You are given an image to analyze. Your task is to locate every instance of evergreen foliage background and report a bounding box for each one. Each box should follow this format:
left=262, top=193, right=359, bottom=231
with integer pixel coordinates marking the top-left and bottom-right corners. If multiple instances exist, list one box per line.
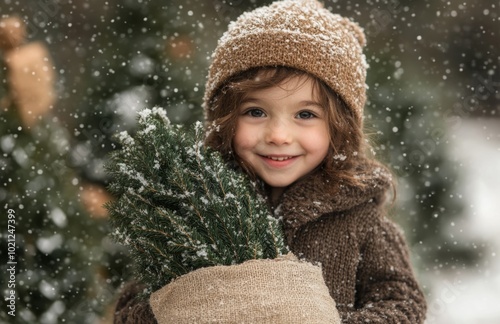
left=0, top=98, right=118, bottom=322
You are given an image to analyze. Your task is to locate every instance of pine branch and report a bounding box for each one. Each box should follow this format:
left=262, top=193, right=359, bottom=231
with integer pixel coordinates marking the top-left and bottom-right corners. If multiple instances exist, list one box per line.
left=106, top=107, right=288, bottom=294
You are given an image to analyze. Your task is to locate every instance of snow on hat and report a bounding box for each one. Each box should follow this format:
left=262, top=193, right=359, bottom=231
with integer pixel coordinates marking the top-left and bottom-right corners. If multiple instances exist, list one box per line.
left=203, top=0, right=368, bottom=122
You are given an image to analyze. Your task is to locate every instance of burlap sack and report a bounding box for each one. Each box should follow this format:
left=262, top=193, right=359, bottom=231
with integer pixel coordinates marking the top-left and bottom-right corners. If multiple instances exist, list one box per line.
left=150, top=253, right=340, bottom=324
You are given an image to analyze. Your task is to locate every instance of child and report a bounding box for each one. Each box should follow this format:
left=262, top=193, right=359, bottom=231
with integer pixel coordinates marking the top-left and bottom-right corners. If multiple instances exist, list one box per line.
left=114, top=0, right=427, bottom=322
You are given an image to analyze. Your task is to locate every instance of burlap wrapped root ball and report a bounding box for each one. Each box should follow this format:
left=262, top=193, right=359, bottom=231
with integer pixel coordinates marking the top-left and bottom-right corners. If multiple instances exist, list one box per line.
left=150, top=253, right=340, bottom=324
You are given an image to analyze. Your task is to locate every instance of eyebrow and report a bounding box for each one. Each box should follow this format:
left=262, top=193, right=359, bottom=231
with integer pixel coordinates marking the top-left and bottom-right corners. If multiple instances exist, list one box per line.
left=299, top=100, right=324, bottom=109
left=240, top=97, right=323, bottom=109
left=240, top=97, right=264, bottom=105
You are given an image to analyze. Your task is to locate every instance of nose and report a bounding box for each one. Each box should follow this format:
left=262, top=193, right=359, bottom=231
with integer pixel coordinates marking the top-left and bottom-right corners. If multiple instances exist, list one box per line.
left=265, top=119, right=291, bottom=145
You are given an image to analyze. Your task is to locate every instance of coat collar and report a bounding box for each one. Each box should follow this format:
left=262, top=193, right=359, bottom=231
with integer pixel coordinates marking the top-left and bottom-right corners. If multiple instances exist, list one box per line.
left=273, top=159, right=393, bottom=241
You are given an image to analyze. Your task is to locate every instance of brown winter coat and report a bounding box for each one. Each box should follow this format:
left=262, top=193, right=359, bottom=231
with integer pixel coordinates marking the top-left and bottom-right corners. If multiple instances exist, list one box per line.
left=113, top=160, right=427, bottom=323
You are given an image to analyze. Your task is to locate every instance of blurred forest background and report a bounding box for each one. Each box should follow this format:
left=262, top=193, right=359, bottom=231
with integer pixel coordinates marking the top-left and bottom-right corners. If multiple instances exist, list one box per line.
left=0, top=0, right=498, bottom=323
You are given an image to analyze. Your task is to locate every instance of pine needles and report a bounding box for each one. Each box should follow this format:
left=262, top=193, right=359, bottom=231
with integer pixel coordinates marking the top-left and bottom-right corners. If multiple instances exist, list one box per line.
left=105, top=107, right=288, bottom=294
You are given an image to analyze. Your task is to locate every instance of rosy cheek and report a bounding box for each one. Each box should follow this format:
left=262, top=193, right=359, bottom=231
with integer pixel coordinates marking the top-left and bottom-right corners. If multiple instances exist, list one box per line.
left=234, top=138, right=251, bottom=152
left=232, top=135, right=246, bottom=154
left=234, top=127, right=253, bottom=148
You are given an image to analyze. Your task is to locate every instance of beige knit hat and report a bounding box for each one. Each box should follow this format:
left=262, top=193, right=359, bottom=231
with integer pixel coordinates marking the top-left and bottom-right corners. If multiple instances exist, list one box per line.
left=203, top=0, right=368, bottom=122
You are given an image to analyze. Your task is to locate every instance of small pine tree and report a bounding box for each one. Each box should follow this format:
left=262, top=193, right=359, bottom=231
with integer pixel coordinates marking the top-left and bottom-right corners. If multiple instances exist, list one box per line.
left=105, top=107, right=288, bottom=295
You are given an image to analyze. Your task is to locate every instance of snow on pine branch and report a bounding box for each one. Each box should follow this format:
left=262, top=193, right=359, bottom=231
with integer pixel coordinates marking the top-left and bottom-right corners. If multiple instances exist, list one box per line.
left=106, top=107, right=288, bottom=295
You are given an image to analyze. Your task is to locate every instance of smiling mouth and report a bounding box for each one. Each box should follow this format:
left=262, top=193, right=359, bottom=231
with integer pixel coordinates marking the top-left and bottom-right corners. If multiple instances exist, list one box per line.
left=265, top=156, right=294, bottom=161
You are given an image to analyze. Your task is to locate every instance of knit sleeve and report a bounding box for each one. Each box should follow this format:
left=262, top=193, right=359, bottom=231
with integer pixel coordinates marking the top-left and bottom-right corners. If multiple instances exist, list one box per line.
left=340, top=216, right=427, bottom=323
left=113, top=281, right=157, bottom=324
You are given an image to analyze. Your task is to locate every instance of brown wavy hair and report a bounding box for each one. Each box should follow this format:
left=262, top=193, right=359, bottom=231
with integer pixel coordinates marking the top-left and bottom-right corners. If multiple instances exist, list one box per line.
left=204, top=66, right=373, bottom=189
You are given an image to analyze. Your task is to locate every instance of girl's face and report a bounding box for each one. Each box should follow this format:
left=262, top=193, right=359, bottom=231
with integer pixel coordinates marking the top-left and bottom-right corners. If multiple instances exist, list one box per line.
left=233, top=76, right=330, bottom=199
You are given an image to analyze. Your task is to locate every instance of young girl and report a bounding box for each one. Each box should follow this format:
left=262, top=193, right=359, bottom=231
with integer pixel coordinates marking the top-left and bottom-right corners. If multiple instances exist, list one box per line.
left=114, top=0, right=427, bottom=322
